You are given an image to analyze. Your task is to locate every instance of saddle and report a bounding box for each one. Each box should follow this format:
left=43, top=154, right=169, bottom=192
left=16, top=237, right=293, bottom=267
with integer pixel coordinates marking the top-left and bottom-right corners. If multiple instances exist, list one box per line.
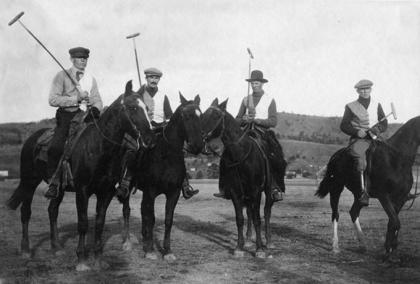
left=35, top=111, right=90, bottom=189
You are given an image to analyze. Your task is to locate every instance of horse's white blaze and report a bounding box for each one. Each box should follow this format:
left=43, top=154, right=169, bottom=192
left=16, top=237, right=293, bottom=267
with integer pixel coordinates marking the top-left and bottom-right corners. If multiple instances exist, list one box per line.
left=332, top=219, right=339, bottom=252
left=195, top=109, right=201, bottom=117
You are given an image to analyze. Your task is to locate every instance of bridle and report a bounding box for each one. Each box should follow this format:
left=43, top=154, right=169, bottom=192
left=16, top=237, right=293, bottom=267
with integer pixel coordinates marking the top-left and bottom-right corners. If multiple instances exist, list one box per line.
left=202, top=106, right=226, bottom=143
left=90, top=99, right=146, bottom=150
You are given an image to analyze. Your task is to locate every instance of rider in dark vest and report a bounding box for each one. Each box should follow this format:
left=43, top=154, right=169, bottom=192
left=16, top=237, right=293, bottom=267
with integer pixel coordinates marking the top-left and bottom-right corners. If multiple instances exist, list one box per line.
left=214, top=70, right=285, bottom=202
left=45, top=47, right=103, bottom=199
left=115, top=67, right=199, bottom=200
left=340, top=79, right=387, bottom=207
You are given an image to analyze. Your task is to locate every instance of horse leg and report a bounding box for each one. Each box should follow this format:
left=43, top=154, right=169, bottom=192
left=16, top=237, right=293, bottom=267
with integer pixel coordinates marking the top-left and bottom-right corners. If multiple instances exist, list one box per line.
left=378, top=196, right=401, bottom=262
left=232, top=197, right=245, bottom=257
left=162, top=192, right=180, bottom=261
left=48, top=190, right=65, bottom=254
left=141, top=193, right=158, bottom=260
left=330, top=187, right=342, bottom=253
left=75, top=190, right=91, bottom=271
left=349, top=196, right=366, bottom=252
left=93, top=190, right=114, bottom=270
left=122, top=196, right=133, bottom=251
left=244, top=206, right=253, bottom=248
left=264, top=195, right=274, bottom=249
left=252, top=195, right=266, bottom=258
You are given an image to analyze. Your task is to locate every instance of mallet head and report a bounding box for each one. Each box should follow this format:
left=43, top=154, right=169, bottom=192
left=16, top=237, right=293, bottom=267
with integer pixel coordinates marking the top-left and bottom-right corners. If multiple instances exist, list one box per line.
left=390, top=102, right=397, bottom=120
left=247, top=47, right=254, bottom=59
left=126, top=32, right=140, bottom=39
left=8, top=11, right=24, bottom=26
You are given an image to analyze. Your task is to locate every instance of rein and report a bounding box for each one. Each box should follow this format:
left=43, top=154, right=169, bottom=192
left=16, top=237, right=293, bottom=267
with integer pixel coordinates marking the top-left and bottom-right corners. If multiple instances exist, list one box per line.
left=91, top=104, right=141, bottom=149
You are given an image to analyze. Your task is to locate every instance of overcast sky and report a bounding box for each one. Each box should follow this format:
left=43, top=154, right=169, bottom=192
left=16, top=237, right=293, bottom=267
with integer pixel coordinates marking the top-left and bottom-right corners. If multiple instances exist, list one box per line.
left=1, top=0, right=420, bottom=123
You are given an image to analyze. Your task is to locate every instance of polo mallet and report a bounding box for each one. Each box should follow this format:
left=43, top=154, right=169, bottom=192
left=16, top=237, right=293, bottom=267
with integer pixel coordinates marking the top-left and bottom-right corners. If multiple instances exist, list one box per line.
left=247, top=47, right=254, bottom=96
left=8, top=12, right=78, bottom=87
left=126, top=32, right=142, bottom=87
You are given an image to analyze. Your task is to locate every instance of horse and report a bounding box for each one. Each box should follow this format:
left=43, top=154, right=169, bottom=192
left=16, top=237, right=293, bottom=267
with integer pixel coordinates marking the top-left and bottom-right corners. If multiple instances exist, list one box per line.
left=120, top=93, right=204, bottom=260
left=201, top=98, right=286, bottom=258
left=6, top=81, right=156, bottom=271
left=316, top=115, right=420, bottom=261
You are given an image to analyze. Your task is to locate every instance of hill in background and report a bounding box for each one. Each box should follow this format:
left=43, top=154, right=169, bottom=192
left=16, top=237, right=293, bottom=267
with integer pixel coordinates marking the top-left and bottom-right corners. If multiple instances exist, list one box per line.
left=0, top=113, right=404, bottom=178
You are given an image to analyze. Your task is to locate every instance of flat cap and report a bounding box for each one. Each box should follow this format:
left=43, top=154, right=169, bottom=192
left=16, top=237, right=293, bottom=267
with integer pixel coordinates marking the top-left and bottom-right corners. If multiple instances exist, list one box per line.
left=354, top=79, right=373, bottom=89
left=144, top=67, right=163, bottom=77
left=69, top=47, right=90, bottom=58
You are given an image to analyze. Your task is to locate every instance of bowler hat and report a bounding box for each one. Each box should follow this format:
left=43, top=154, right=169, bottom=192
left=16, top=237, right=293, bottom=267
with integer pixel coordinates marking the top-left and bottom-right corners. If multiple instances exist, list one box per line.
left=144, top=67, right=163, bottom=77
left=354, top=79, right=373, bottom=89
left=246, top=70, right=268, bottom=83
left=69, top=47, right=90, bottom=58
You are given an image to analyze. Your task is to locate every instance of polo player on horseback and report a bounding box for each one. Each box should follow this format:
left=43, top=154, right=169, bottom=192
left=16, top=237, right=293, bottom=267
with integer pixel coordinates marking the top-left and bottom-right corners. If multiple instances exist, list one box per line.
left=115, top=67, right=199, bottom=200
left=214, top=69, right=285, bottom=202
left=45, top=47, right=103, bottom=199
left=339, top=79, right=387, bottom=207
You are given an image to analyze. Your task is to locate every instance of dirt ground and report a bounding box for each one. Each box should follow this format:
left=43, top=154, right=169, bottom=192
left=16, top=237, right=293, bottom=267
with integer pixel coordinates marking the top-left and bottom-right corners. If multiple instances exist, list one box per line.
left=0, top=178, right=419, bottom=284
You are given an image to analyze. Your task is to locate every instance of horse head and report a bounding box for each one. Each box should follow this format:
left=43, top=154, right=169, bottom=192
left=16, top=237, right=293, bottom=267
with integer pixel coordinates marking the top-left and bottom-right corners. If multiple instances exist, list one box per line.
left=201, top=98, right=229, bottom=142
left=120, top=80, right=156, bottom=148
left=171, top=92, right=204, bottom=155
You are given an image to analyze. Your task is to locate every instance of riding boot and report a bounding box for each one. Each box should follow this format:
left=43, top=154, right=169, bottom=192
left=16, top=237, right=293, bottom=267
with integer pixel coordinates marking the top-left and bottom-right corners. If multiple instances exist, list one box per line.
left=116, top=168, right=132, bottom=199
left=214, top=157, right=229, bottom=199
left=181, top=177, right=199, bottom=199
left=358, top=171, right=369, bottom=207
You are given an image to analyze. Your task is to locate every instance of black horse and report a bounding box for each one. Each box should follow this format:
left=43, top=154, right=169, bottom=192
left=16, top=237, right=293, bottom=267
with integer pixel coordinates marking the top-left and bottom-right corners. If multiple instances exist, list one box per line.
left=120, top=94, right=204, bottom=260
left=6, top=81, right=155, bottom=271
left=316, top=116, right=420, bottom=260
left=201, top=98, right=286, bottom=258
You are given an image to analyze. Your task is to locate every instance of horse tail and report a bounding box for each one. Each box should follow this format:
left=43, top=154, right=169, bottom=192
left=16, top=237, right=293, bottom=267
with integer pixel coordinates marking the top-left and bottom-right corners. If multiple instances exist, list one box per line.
left=6, top=128, right=48, bottom=210
left=315, top=148, right=345, bottom=199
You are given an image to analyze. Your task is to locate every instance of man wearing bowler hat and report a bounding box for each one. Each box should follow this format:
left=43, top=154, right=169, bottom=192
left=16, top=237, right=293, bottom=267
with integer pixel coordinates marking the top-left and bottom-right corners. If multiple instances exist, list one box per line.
left=115, top=67, right=199, bottom=200
left=214, top=70, right=286, bottom=202
left=45, top=46, right=103, bottom=199
left=340, top=79, right=387, bottom=207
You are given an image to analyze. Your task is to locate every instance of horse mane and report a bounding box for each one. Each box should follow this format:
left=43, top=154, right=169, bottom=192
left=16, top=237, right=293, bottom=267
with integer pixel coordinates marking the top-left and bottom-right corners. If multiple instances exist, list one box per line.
left=386, top=116, right=420, bottom=158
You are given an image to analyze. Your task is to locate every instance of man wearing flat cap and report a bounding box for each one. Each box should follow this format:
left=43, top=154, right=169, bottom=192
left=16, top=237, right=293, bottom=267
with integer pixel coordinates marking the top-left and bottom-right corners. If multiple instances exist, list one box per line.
left=214, top=70, right=286, bottom=202
left=45, top=46, right=103, bottom=199
left=340, top=79, right=387, bottom=206
left=115, top=67, right=199, bottom=200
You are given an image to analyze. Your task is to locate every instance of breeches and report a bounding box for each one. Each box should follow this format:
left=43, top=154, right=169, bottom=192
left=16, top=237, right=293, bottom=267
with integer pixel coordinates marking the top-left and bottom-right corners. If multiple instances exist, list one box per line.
left=349, top=139, right=371, bottom=172
left=47, top=109, right=80, bottom=176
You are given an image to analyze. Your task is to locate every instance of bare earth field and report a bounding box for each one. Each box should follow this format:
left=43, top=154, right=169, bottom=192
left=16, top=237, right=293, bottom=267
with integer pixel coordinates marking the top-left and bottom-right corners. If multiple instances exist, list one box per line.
left=0, top=178, right=419, bottom=283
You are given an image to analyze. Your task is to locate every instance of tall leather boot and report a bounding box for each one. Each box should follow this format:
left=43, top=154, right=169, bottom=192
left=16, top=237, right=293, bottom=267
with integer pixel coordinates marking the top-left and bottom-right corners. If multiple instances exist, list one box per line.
left=358, top=171, right=369, bottom=207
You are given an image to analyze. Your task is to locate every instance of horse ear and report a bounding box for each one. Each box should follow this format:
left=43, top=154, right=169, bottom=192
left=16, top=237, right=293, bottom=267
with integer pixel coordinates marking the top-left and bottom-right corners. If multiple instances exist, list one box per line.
left=164, top=95, right=173, bottom=119
left=219, top=98, right=228, bottom=111
left=124, top=80, right=133, bottom=99
left=211, top=98, right=219, bottom=106
left=193, top=94, right=200, bottom=105
left=179, top=91, right=187, bottom=104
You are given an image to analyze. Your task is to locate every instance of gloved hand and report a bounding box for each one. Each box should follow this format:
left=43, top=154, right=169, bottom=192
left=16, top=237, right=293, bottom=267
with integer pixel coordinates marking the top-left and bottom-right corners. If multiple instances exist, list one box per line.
left=357, top=129, right=367, bottom=138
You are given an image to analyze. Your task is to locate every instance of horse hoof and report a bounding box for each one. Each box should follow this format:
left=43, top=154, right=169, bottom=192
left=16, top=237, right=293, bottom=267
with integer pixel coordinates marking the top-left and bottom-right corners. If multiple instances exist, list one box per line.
left=76, top=263, right=91, bottom=272
left=122, top=241, right=133, bottom=251
left=164, top=253, right=177, bottom=261
left=332, top=246, right=340, bottom=254
left=255, top=251, right=266, bottom=258
left=145, top=252, right=159, bottom=260
left=233, top=249, right=245, bottom=258
left=267, top=254, right=273, bottom=259
left=244, top=241, right=253, bottom=248
left=21, top=251, right=32, bottom=259
left=94, top=259, right=110, bottom=270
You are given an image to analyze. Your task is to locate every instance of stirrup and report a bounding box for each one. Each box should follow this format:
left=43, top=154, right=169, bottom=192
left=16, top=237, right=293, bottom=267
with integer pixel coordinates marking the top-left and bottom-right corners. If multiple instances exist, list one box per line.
left=182, top=183, right=199, bottom=199
left=271, top=188, right=283, bottom=202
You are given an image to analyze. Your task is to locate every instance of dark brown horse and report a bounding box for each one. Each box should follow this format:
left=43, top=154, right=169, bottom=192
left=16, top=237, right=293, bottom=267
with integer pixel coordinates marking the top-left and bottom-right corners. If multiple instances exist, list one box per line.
left=6, top=81, right=155, bottom=271
left=201, top=98, right=286, bottom=258
left=316, top=116, right=420, bottom=261
left=120, top=94, right=204, bottom=260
